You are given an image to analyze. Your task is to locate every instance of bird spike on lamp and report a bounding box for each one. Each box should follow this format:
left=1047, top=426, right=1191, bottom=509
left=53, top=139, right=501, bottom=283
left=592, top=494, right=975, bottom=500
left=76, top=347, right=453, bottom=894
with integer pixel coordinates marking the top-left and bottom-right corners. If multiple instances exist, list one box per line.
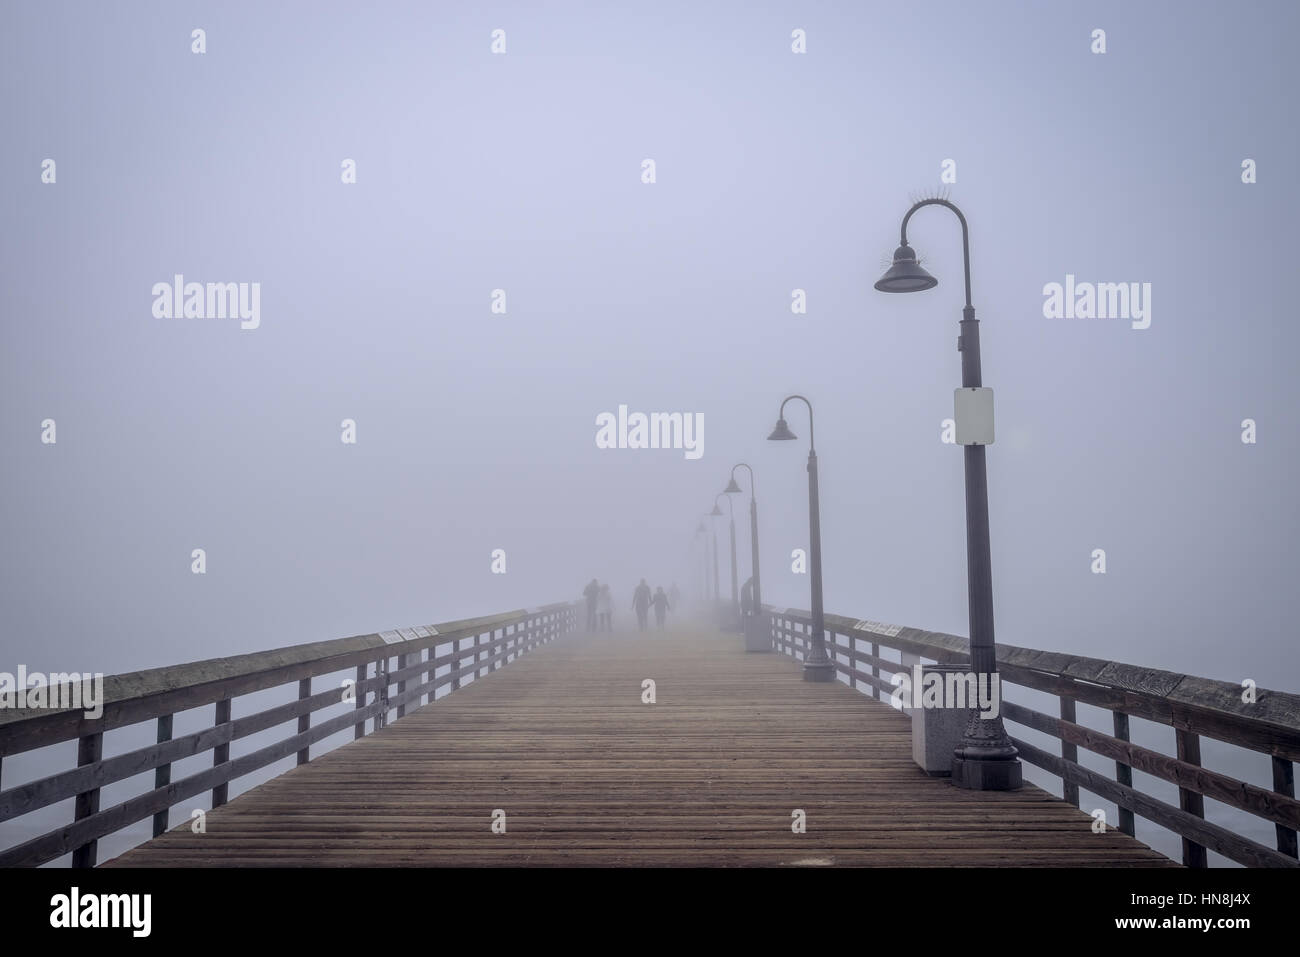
left=874, top=242, right=938, bottom=293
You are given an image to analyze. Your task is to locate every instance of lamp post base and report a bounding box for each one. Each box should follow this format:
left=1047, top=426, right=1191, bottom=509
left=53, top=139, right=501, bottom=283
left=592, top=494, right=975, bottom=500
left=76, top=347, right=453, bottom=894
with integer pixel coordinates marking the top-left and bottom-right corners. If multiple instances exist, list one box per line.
left=949, top=708, right=1023, bottom=790
left=802, top=659, right=836, bottom=682
left=951, top=753, right=1023, bottom=790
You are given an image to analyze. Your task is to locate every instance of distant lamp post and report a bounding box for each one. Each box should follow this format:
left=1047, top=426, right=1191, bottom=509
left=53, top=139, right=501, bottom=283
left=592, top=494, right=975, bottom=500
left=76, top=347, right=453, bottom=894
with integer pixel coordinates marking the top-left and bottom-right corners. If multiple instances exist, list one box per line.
left=768, top=395, right=835, bottom=682
left=708, top=504, right=722, bottom=605
left=875, top=197, right=1022, bottom=790
left=724, top=464, right=761, bottom=616
left=715, top=493, right=740, bottom=626
left=694, top=521, right=709, bottom=605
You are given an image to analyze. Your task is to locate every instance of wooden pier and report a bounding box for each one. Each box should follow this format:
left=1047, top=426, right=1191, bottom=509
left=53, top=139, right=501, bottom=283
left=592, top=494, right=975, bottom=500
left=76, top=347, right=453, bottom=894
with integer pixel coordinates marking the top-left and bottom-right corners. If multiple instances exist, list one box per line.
left=102, top=628, right=1172, bottom=867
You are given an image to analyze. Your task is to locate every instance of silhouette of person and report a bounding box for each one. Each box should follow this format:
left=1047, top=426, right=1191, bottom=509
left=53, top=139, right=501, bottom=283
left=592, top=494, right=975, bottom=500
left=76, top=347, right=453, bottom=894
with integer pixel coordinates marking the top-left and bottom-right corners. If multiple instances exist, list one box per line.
left=597, top=583, right=613, bottom=632
left=631, top=579, right=652, bottom=632
left=583, top=578, right=600, bottom=631
left=651, top=586, right=671, bottom=630
left=740, top=577, right=754, bottom=617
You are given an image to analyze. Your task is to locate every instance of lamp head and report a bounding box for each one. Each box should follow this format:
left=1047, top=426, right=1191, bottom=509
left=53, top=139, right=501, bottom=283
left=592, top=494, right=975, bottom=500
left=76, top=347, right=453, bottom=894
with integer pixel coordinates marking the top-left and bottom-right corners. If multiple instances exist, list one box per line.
left=874, top=242, right=938, bottom=293
left=723, top=477, right=742, bottom=494
left=767, top=417, right=797, bottom=441
left=709, top=504, right=723, bottom=517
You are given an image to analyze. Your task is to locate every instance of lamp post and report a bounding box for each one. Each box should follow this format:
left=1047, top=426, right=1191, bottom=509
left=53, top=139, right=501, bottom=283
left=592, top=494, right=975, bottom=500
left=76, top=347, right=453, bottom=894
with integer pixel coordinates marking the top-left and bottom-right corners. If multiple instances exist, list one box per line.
left=874, top=197, right=1022, bottom=790
left=768, top=395, right=835, bottom=682
left=715, top=492, right=740, bottom=626
left=707, top=506, right=721, bottom=605
left=724, top=464, right=761, bottom=615
left=694, top=521, right=708, bottom=606
left=696, top=520, right=717, bottom=600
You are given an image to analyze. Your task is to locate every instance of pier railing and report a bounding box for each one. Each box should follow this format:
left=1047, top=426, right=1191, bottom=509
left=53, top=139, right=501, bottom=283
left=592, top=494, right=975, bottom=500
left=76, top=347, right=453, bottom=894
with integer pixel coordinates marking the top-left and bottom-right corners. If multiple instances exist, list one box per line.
left=0, top=602, right=579, bottom=867
left=766, top=607, right=1300, bottom=869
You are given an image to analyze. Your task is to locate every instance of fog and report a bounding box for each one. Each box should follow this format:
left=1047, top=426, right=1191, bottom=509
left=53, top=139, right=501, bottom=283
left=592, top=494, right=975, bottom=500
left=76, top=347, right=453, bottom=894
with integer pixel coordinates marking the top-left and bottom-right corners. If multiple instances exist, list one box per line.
left=1, top=1, right=1296, bottom=867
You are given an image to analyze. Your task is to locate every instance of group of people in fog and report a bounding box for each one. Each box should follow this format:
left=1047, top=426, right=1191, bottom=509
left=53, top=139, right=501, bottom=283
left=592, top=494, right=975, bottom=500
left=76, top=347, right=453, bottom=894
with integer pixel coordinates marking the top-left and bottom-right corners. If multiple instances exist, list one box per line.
left=583, top=578, right=680, bottom=633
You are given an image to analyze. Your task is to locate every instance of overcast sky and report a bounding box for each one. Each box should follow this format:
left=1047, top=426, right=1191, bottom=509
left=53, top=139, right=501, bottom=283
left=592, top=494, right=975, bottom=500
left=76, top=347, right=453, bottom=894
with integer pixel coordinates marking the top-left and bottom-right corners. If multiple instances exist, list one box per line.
left=2, top=0, right=1296, bottom=710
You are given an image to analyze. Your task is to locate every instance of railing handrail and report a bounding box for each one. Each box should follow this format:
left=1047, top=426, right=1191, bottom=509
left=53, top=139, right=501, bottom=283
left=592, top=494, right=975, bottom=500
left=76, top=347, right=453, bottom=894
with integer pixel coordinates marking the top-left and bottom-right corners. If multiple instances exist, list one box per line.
left=0, top=601, right=581, bottom=867
left=0, top=602, right=577, bottom=757
left=764, top=605, right=1299, bottom=868
left=766, top=606, right=1300, bottom=756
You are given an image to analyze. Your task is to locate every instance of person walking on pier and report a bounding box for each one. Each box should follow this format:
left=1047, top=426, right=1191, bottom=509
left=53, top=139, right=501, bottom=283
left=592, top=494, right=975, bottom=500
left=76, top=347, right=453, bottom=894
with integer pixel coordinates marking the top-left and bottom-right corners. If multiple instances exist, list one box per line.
left=651, top=585, right=671, bottom=630
left=583, top=578, right=600, bottom=631
left=597, top=583, right=613, bottom=632
left=740, top=576, right=754, bottom=617
left=631, top=579, right=652, bottom=632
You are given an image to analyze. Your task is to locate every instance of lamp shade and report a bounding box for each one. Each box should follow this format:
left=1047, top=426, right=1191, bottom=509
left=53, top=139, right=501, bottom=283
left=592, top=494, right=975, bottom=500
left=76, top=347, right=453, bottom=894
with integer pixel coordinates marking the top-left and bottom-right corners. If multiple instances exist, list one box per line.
left=723, top=477, right=742, bottom=494
left=767, top=417, right=797, bottom=441
left=874, top=243, right=938, bottom=293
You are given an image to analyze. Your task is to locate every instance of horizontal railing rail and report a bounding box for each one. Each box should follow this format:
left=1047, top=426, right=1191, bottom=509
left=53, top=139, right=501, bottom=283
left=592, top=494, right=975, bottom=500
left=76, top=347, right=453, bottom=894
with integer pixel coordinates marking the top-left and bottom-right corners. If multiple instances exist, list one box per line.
left=762, top=606, right=1300, bottom=869
left=0, top=601, right=579, bottom=868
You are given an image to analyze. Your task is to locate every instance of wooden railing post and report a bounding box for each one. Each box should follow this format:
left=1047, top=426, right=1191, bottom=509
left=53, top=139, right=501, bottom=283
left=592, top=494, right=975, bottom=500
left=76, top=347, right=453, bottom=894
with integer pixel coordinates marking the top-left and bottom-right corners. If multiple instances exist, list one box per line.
left=297, top=678, right=311, bottom=765
left=900, top=651, right=920, bottom=695
left=212, top=698, right=232, bottom=808
left=1059, top=698, right=1080, bottom=808
left=869, top=642, right=879, bottom=701
left=1112, top=712, right=1136, bottom=836
left=844, top=633, right=856, bottom=690
left=354, top=664, right=367, bottom=739
left=376, top=657, right=389, bottom=730
left=396, top=654, right=408, bottom=720
left=152, top=714, right=173, bottom=836
left=1273, top=756, right=1298, bottom=859
left=71, top=731, right=103, bottom=868
left=451, top=638, right=461, bottom=691
left=1175, top=729, right=1208, bottom=867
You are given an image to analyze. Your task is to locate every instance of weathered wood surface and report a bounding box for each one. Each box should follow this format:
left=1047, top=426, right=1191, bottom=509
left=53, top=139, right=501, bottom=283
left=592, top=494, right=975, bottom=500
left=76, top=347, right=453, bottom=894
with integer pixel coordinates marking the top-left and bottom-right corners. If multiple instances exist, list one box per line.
left=104, top=627, right=1175, bottom=867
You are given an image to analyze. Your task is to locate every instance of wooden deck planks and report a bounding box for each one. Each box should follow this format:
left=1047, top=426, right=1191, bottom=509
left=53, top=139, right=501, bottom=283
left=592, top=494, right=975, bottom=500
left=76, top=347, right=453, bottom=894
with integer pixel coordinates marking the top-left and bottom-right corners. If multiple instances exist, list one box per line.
left=104, top=627, right=1176, bottom=867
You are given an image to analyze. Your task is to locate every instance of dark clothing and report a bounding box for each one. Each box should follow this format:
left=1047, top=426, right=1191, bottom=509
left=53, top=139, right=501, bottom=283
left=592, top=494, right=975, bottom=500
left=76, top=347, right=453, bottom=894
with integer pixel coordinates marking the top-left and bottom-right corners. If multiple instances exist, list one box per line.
left=632, top=584, right=652, bottom=632
left=632, top=584, right=651, bottom=610
left=651, top=592, right=670, bottom=629
left=740, top=578, right=754, bottom=616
